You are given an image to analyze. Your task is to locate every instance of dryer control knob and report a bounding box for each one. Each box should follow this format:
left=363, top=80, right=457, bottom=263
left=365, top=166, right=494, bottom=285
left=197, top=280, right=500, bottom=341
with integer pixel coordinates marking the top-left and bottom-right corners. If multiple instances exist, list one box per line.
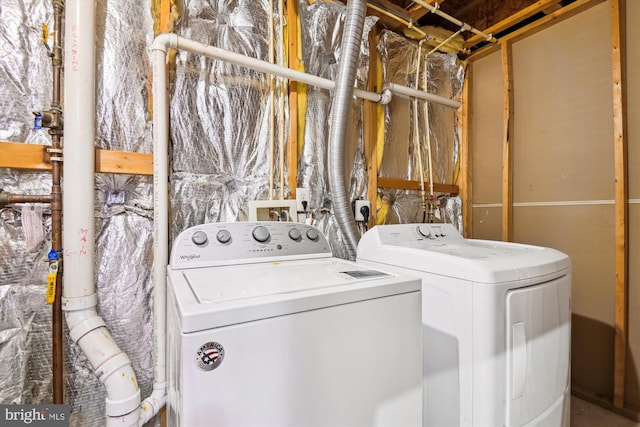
left=416, top=225, right=434, bottom=239
left=191, top=230, right=208, bottom=245
left=252, top=226, right=271, bottom=242
left=306, top=228, right=319, bottom=242
left=216, top=229, right=231, bottom=244
left=288, top=228, right=302, bottom=241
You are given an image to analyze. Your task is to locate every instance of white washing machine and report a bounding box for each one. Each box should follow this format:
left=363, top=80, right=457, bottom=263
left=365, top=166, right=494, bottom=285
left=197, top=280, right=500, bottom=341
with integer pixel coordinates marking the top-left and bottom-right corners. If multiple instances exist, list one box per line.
left=167, top=221, right=423, bottom=427
left=357, top=223, right=571, bottom=427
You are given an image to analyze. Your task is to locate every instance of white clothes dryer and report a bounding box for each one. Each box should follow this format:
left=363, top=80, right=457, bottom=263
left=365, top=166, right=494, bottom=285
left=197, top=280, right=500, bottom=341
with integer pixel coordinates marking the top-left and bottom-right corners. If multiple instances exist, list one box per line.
left=357, top=223, right=571, bottom=427
left=167, top=221, right=423, bottom=427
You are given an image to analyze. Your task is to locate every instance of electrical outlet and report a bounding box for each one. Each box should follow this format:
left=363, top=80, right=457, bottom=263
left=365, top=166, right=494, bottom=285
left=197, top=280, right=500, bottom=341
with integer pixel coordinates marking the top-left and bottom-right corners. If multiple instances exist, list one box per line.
left=296, top=187, right=310, bottom=212
left=354, top=200, right=371, bottom=222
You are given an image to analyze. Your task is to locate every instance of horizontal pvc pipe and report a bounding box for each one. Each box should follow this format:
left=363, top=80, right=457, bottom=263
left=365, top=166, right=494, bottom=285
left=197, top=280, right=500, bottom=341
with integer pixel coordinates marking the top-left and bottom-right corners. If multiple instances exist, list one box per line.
left=153, top=34, right=459, bottom=109
left=383, top=82, right=462, bottom=108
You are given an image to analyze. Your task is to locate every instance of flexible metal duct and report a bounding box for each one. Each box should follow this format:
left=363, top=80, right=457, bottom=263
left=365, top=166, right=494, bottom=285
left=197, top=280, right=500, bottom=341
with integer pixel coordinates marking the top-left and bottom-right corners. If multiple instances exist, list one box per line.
left=327, top=0, right=366, bottom=260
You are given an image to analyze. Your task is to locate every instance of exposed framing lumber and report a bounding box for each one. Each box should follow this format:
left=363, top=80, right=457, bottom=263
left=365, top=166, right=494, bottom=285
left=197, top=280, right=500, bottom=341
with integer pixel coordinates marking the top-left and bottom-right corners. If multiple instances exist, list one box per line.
left=377, top=177, right=458, bottom=195
left=364, top=30, right=381, bottom=227
left=459, top=63, right=473, bottom=237
left=0, top=141, right=53, bottom=171
left=286, top=0, right=300, bottom=199
left=464, top=0, right=564, bottom=50
left=501, top=41, right=514, bottom=242
left=611, top=0, right=628, bottom=410
left=406, top=0, right=445, bottom=21
left=0, top=142, right=153, bottom=175
left=467, top=0, right=606, bottom=62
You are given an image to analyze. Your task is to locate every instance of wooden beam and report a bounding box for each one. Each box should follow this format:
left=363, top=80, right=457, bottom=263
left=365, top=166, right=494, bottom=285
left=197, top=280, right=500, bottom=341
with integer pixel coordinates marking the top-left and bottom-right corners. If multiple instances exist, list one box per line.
left=611, top=0, right=628, bottom=410
left=364, top=30, right=381, bottom=228
left=501, top=41, right=514, bottom=242
left=464, top=0, right=563, bottom=50
left=95, top=149, right=153, bottom=175
left=467, top=0, right=606, bottom=62
left=0, top=141, right=52, bottom=170
left=406, top=0, right=444, bottom=21
left=459, top=63, right=473, bottom=238
left=377, top=177, right=459, bottom=195
left=0, top=142, right=153, bottom=175
left=286, top=0, right=300, bottom=199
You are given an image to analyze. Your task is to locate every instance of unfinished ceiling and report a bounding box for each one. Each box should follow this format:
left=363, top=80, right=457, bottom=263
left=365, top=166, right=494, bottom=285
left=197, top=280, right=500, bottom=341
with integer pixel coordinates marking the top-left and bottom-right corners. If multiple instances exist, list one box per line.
left=364, top=0, right=577, bottom=52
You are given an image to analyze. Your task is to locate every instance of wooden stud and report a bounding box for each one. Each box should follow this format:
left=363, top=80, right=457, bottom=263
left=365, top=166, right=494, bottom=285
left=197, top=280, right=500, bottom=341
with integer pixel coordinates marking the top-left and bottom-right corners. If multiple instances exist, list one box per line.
left=501, top=41, right=514, bottom=242
left=611, top=0, right=628, bottom=409
left=286, top=0, right=299, bottom=199
left=364, top=30, right=380, bottom=227
left=377, top=177, right=458, bottom=195
left=459, top=63, right=473, bottom=237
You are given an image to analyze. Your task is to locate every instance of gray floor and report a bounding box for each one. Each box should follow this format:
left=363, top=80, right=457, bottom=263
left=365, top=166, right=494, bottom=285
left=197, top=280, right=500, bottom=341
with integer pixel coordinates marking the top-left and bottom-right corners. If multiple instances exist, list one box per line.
left=571, top=396, right=640, bottom=427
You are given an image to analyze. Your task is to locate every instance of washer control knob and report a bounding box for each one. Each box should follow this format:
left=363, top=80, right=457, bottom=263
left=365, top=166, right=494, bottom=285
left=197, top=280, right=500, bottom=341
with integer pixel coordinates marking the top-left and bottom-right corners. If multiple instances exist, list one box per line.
left=252, top=226, right=271, bottom=243
left=216, top=229, right=231, bottom=244
left=191, top=230, right=208, bottom=246
left=306, top=228, right=319, bottom=242
left=288, top=228, right=302, bottom=241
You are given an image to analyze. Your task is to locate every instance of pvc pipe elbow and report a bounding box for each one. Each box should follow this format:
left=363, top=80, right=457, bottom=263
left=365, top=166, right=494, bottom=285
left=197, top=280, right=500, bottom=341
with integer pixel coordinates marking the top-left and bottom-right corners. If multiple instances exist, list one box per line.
left=151, top=33, right=178, bottom=53
left=379, top=88, right=393, bottom=105
left=138, top=383, right=167, bottom=425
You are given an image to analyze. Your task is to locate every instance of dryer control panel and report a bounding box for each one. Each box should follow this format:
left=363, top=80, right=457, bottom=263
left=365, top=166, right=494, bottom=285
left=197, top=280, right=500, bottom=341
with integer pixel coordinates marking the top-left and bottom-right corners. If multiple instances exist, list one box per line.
left=170, top=222, right=333, bottom=269
left=365, top=223, right=464, bottom=245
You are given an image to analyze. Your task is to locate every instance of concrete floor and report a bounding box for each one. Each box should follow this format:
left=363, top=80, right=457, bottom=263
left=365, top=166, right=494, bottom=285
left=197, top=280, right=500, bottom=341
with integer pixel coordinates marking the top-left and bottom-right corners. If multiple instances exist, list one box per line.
left=571, top=396, right=640, bottom=427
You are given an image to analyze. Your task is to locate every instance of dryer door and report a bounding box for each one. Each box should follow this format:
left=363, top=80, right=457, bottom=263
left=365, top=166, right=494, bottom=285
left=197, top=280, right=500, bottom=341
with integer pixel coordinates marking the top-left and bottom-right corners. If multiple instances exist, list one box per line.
left=505, top=275, right=571, bottom=427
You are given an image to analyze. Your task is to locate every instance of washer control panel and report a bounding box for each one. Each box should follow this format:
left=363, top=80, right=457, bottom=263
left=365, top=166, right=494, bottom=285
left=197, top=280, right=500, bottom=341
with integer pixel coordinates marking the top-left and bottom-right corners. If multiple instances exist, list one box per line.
left=171, top=222, right=333, bottom=269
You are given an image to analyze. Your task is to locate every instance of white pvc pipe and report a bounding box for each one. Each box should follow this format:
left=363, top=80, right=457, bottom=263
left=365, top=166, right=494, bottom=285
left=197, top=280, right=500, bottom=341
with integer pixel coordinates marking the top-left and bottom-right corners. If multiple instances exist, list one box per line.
left=154, top=35, right=457, bottom=109
left=383, top=81, right=461, bottom=108
left=62, top=1, right=140, bottom=426
left=411, top=0, right=497, bottom=43
left=138, top=43, right=173, bottom=426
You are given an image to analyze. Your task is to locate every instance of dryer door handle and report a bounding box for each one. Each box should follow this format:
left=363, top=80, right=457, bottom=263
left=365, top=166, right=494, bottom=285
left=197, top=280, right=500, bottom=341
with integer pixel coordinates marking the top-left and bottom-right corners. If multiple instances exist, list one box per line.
left=511, top=322, right=527, bottom=399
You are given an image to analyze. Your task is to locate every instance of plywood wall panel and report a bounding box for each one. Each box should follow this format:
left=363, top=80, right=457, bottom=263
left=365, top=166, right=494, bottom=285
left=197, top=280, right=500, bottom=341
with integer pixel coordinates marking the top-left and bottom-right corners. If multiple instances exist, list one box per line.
left=514, top=204, right=615, bottom=398
left=626, top=204, right=640, bottom=408
left=510, top=3, right=613, bottom=203
left=514, top=205, right=615, bottom=322
left=471, top=52, right=503, bottom=204
left=627, top=0, right=640, bottom=201
left=471, top=206, right=502, bottom=240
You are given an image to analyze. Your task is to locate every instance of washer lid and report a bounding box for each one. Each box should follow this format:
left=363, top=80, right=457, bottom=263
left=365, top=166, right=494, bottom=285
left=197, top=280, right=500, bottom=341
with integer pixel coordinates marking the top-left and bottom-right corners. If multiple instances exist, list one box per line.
left=357, top=224, right=570, bottom=284
left=168, top=258, right=420, bottom=332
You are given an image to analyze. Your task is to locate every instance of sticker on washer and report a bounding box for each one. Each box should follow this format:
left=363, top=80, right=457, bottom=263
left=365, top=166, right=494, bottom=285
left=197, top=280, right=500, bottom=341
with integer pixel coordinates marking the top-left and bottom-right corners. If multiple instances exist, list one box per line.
left=195, top=342, right=225, bottom=371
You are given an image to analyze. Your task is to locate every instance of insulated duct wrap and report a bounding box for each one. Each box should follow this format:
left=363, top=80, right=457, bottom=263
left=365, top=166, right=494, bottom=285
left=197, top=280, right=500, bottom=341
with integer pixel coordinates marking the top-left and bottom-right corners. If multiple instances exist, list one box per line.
left=0, top=172, right=52, bottom=404
left=297, top=0, right=376, bottom=259
left=377, top=30, right=464, bottom=231
left=0, top=0, right=54, bottom=406
left=170, top=0, right=287, bottom=238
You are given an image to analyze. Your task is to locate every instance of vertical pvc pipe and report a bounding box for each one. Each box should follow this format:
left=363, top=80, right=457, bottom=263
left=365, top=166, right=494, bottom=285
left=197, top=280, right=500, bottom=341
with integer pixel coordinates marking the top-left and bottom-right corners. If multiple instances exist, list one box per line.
left=138, top=35, right=176, bottom=424
left=63, top=1, right=141, bottom=425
